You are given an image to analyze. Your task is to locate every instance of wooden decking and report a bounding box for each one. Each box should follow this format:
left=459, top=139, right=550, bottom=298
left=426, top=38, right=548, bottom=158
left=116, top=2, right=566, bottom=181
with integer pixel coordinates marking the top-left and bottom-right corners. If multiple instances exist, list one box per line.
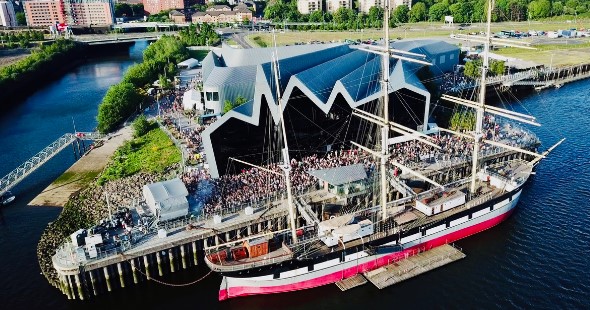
left=335, top=274, right=368, bottom=291
left=364, top=244, right=466, bottom=289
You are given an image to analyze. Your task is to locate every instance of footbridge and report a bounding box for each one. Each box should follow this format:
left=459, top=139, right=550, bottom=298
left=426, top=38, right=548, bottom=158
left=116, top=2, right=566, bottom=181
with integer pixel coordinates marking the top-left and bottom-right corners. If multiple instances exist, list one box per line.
left=0, top=132, right=106, bottom=197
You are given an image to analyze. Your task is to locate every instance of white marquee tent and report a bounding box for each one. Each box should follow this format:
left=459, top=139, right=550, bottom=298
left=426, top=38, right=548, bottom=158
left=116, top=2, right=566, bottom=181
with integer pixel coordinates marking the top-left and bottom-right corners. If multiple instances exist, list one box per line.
left=177, top=58, right=200, bottom=69
left=183, top=88, right=202, bottom=111
left=142, top=178, right=189, bottom=222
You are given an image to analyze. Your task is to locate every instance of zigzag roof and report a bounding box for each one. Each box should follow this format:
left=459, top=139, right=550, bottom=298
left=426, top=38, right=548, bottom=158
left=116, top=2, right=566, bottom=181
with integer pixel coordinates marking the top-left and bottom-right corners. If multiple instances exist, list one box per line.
left=202, top=42, right=445, bottom=177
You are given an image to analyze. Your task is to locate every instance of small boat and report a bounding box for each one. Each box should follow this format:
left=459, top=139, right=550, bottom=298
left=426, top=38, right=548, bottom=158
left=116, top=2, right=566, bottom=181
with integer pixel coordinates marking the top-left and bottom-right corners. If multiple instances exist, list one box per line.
left=1, top=191, right=15, bottom=206
left=555, top=83, right=562, bottom=88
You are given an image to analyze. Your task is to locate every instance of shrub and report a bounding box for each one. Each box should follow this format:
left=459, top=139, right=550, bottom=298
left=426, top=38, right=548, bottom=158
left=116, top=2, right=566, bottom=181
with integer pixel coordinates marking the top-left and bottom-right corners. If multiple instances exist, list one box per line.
left=132, top=114, right=152, bottom=137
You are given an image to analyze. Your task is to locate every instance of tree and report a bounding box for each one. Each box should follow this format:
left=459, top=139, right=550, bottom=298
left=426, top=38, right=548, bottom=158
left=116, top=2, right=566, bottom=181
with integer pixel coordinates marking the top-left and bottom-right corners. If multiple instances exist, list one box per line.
left=450, top=2, right=472, bottom=23
left=393, top=5, right=409, bottom=23
left=333, top=7, right=356, bottom=24
left=368, top=6, right=383, bottom=23
left=528, top=0, right=551, bottom=19
left=223, top=95, right=247, bottom=114
left=263, top=0, right=291, bottom=21
left=464, top=59, right=481, bottom=79
left=131, top=4, right=144, bottom=16
left=472, top=0, right=486, bottom=22
left=489, top=60, right=505, bottom=76
left=429, top=2, right=450, bottom=22
left=309, top=10, right=324, bottom=22
left=235, top=95, right=247, bottom=106
left=223, top=100, right=234, bottom=114
left=552, top=1, right=564, bottom=15
left=132, top=114, right=152, bottom=137
left=115, top=3, right=133, bottom=17
left=16, top=12, right=26, bottom=26
left=409, top=2, right=427, bottom=22
left=158, top=74, right=172, bottom=89
left=97, top=82, right=143, bottom=133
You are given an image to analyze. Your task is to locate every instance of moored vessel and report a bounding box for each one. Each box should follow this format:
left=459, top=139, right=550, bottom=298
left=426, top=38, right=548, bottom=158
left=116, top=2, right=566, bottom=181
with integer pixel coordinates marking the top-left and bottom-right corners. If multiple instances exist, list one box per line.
left=203, top=0, right=563, bottom=301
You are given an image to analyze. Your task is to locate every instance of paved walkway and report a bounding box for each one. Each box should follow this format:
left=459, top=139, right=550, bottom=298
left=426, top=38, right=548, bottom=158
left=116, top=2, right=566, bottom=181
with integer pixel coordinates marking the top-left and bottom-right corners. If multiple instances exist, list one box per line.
left=29, top=126, right=133, bottom=207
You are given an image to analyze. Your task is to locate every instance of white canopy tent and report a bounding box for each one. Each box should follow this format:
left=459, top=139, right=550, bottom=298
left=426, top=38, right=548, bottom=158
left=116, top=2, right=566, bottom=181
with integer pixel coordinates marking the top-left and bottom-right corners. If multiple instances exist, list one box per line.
left=177, top=58, right=200, bottom=69
left=183, top=88, right=203, bottom=110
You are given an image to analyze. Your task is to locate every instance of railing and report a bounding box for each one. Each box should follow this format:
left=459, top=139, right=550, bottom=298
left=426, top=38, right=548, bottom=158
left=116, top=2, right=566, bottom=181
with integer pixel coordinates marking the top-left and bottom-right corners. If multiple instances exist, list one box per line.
left=205, top=252, right=294, bottom=272
left=464, top=192, right=493, bottom=209
left=0, top=133, right=77, bottom=196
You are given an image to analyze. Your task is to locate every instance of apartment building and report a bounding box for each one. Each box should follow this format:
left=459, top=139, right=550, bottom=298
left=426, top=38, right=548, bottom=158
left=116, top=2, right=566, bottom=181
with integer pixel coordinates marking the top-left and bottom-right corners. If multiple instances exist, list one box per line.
left=296, top=0, right=321, bottom=15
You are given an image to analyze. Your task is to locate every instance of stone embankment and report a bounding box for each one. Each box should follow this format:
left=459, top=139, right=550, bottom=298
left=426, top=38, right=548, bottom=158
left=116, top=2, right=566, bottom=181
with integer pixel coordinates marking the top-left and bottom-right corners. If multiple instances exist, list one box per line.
left=37, top=163, right=180, bottom=286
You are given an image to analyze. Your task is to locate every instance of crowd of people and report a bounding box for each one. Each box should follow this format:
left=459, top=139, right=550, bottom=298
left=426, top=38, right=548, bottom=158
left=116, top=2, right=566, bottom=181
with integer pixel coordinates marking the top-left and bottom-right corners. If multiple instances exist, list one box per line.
left=194, top=149, right=376, bottom=216
left=178, top=113, right=537, bottom=217
left=439, top=72, right=476, bottom=94
left=389, top=115, right=537, bottom=169
left=153, top=77, right=537, bottom=218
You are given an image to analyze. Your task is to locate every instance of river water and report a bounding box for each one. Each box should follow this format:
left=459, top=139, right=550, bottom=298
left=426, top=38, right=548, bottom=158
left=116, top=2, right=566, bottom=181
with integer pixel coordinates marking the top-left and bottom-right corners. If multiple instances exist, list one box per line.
left=0, top=42, right=589, bottom=309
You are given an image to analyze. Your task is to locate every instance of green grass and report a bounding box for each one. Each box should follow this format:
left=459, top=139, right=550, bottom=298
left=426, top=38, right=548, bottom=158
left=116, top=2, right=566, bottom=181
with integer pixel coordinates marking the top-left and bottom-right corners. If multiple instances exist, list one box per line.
left=251, top=36, right=268, bottom=47
left=53, top=171, right=100, bottom=186
left=225, top=38, right=240, bottom=47
left=97, top=127, right=181, bottom=185
left=496, top=41, right=590, bottom=66
left=187, top=49, right=209, bottom=61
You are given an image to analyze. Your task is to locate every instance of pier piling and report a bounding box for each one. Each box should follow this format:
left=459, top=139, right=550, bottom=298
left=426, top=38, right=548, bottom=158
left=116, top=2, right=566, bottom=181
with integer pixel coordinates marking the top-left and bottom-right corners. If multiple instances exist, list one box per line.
left=74, top=273, right=85, bottom=300
left=103, top=267, right=112, bottom=292
left=169, top=249, right=175, bottom=273
left=66, top=275, right=75, bottom=299
left=117, top=263, right=125, bottom=288
left=143, top=255, right=151, bottom=279
left=180, top=245, right=187, bottom=269
left=130, top=259, right=139, bottom=284
left=88, top=270, right=98, bottom=296
left=157, top=251, right=164, bottom=276
left=192, top=242, right=198, bottom=266
left=62, top=275, right=73, bottom=299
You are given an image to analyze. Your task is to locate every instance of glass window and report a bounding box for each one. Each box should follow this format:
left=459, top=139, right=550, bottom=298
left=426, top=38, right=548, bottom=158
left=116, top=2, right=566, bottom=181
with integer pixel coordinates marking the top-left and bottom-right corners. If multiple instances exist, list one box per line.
left=439, top=55, right=445, bottom=64
left=212, top=92, right=219, bottom=101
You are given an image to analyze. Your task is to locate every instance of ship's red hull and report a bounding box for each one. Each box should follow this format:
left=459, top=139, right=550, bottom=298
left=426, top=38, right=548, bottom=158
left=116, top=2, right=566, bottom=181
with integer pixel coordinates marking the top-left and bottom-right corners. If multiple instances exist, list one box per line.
left=220, top=207, right=515, bottom=301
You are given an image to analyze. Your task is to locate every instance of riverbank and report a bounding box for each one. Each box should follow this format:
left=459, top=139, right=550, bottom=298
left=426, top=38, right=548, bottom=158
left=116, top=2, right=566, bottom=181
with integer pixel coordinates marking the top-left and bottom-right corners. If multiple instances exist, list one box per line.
left=0, top=40, right=87, bottom=107
left=29, top=126, right=133, bottom=207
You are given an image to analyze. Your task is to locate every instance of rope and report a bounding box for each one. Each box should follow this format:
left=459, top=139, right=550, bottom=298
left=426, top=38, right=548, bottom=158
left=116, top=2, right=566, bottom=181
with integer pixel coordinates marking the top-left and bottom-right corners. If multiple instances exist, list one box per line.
left=121, top=253, right=214, bottom=287
left=136, top=265, right=213, bottom=287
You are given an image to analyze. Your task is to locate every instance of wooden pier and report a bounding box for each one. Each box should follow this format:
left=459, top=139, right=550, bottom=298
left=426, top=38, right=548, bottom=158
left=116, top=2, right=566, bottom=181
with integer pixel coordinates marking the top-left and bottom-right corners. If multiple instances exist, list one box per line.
left=335, top=274, right=368, bottom=291
left=363, top=244, right=466, bottom=289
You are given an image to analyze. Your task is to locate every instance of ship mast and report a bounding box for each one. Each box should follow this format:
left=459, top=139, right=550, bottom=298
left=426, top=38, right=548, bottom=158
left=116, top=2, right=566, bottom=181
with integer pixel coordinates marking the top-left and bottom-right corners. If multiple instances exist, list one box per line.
left=271, top=32, right=298, bottom=243
left=352, top=4, right=436, bottom=221
left=379, top=0, right=391, bottom=222
left=442, top=0, right=543, bottom=192
left=470, top=0, right=493, bottom=193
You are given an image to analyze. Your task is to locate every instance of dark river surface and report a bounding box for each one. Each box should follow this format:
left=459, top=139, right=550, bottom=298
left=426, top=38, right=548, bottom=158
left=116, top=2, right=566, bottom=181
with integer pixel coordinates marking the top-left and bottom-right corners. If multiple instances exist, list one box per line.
left=0, top=41, right=588, bottom=309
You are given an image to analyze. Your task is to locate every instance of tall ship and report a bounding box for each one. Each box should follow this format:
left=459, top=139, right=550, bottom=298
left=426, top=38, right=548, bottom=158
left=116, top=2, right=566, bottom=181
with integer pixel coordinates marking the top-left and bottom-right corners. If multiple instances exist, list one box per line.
left=203, top=0, right=563, bottom=301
